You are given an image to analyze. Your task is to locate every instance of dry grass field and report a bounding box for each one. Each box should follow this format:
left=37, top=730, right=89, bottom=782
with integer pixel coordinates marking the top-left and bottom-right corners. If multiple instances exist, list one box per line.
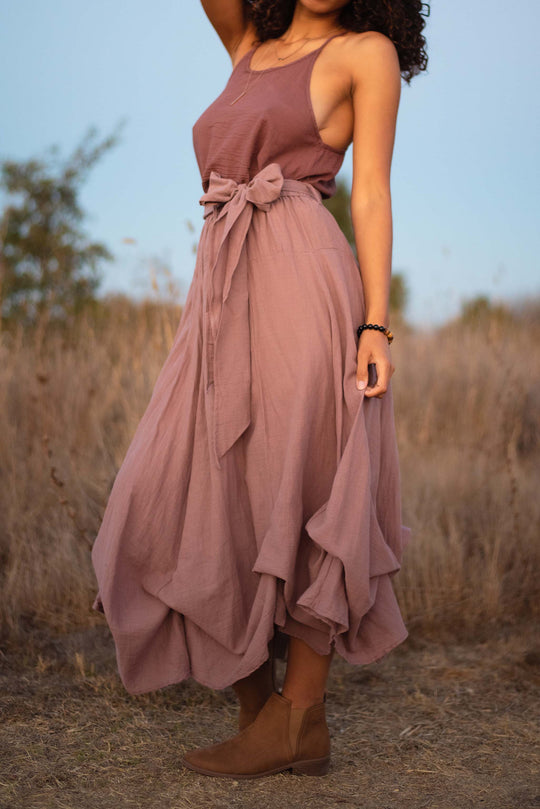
left=1, top=622, right=539, bottom=809
left=1, top=294, right=539, bottom=807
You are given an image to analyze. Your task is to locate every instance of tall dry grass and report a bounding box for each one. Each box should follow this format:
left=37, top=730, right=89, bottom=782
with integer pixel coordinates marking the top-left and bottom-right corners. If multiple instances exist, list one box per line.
left=1, top=294, right=538, bottom=644
left=391, top=304, right=540, bottom=638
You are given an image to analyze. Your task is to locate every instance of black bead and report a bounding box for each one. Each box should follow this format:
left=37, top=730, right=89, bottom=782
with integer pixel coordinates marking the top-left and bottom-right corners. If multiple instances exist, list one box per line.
left=357, top=322, right=390, bottom=341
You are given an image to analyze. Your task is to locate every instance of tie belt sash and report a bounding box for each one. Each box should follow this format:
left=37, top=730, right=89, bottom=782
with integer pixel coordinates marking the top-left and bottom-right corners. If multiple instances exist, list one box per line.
left=198, top=162, right=322, bottom=470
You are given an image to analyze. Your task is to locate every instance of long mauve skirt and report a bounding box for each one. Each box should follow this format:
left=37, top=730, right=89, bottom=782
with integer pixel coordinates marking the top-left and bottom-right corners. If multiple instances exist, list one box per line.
left=91, top=164, right=411, bottom=695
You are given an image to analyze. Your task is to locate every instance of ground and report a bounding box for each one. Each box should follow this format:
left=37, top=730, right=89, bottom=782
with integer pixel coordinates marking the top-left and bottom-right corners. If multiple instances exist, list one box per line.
left=1, top=623, right=539, bottom=809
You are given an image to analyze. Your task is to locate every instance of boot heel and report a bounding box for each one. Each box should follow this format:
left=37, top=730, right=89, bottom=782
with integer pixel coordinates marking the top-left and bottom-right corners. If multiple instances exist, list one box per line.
left=290, top=755, right=330, bottom=776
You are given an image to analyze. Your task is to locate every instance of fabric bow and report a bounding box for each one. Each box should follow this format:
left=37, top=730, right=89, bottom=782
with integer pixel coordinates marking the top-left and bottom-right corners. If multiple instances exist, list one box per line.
left=198, top=162, right=285, bottom=470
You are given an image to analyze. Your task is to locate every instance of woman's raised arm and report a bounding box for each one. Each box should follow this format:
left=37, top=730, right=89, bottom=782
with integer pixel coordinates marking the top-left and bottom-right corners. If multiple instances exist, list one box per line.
left=200, top=0, right=255, bottom=59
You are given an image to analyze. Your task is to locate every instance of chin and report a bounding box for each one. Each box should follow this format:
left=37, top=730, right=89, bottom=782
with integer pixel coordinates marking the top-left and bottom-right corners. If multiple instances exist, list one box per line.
left=298, top=0, right=350, bottom=14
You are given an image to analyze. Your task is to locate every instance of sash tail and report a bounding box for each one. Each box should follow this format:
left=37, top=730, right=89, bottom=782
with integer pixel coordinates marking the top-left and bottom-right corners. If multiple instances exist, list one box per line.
left=198, top=162, right=322, bottom=470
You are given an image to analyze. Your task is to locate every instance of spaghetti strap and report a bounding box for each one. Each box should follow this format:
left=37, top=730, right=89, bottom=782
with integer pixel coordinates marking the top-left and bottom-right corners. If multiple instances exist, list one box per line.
left=317, top=31, right=347, bottom=50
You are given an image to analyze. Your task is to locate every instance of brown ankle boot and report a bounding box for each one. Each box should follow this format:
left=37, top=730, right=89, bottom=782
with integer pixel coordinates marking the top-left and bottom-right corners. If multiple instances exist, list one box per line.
left=232, top=639, right=277, bottom=730
left=182, top=691, right=331, bottom=779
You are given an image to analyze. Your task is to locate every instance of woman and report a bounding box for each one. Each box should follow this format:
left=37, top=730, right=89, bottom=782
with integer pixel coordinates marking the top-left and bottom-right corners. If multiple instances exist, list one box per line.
left=91, top=0, right=428, bottom=780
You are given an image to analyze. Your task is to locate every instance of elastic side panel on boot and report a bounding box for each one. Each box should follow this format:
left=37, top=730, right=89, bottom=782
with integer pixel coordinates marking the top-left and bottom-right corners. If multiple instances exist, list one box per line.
left=288, top=706, right=307, bottom=758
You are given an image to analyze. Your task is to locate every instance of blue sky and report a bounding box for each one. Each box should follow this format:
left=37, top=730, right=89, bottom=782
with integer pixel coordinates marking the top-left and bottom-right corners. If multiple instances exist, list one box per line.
left=1, top=0, right=539, bottom=326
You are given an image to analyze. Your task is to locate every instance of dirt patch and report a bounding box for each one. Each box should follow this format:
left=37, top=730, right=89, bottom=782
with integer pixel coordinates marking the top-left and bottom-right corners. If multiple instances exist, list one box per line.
left=1, top=623, right=539, bottom=809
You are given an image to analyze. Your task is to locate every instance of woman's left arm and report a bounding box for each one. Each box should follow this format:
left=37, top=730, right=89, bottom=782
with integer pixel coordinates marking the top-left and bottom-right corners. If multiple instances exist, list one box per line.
left=348, top=32, right=402, bottom=398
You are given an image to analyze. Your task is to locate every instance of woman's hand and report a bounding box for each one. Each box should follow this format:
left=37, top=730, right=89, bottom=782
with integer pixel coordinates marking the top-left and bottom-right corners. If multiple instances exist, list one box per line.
left=356, top=330, right=395, bottom=398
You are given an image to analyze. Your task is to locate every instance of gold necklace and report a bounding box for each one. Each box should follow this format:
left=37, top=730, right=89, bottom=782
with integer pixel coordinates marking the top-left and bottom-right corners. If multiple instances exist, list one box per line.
left=228, top=28, right=343, bottom=106
left=273, top=38, right=309, bottom=62
left=273, top=27, right=344, bottom=61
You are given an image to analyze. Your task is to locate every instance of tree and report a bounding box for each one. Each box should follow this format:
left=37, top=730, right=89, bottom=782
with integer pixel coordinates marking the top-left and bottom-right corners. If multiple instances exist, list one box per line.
left=323, top=177, right=409, bottom=321
left=0, top=122, right=125, bottom=327
left=323, top=178, right=356, bottom=253
left=457, top=294, right=515, bottom=332
left=389, top=272, right=408, bottom=319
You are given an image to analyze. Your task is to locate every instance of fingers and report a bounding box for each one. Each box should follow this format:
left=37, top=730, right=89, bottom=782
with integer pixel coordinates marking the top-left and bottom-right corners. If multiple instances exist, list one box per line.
left=364, top=360, right=394, bottom=398
left=356, top=357, right=395, bottom=398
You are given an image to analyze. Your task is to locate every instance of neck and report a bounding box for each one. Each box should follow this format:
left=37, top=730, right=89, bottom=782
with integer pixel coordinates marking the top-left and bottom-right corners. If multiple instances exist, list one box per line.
left=282, top=4, right=344, bottom=41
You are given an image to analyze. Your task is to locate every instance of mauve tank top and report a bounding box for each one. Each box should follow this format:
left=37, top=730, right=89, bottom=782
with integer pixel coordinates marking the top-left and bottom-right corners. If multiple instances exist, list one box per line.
left=192, top=33, right=347, bottom=199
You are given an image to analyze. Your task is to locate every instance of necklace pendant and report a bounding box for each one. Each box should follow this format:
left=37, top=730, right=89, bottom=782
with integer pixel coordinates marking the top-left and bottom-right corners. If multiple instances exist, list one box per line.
left=229, top=90, right=246, bottom=105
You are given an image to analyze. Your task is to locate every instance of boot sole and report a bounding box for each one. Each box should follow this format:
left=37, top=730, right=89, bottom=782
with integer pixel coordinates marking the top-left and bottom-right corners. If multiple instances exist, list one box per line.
left=182, top=753, right=331, bottom=779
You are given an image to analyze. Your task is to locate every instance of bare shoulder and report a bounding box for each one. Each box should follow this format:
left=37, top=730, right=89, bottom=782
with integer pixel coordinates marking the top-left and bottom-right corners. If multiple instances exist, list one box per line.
left=334, top=30, right=401, bottom=87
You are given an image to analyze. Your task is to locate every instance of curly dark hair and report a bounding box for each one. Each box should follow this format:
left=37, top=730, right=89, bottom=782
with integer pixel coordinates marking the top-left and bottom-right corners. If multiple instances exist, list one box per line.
left=244, top=0, right=429, bottom=84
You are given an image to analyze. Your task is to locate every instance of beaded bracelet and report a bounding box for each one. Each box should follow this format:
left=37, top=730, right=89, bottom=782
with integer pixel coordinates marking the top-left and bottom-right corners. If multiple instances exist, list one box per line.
left=357, top=322, right=394, bottom=344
